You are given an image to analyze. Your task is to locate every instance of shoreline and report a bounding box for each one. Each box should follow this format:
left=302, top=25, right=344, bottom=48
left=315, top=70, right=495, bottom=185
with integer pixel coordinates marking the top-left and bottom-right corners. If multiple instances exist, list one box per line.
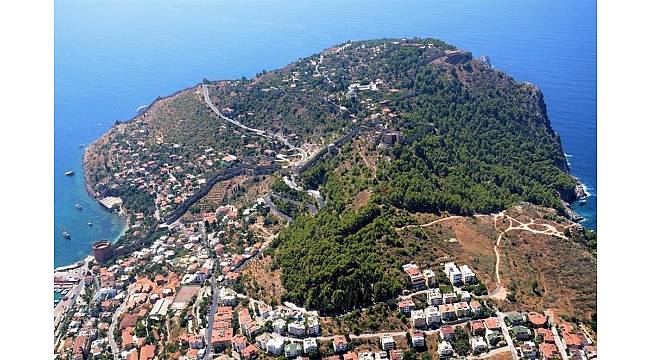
left=59, top=84, right=202, bottom=270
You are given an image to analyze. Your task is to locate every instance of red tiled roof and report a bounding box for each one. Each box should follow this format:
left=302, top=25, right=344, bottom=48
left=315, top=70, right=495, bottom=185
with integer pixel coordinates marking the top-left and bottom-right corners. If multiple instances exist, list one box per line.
left=484, top=317, right=500, bottom=329
left=139, top=345, right=155, bottom=360
left=528, top=312, right=547, bottom=326
left=343, top=352, right=358, bottom=360
left=539, top=343, right=559, bottom=358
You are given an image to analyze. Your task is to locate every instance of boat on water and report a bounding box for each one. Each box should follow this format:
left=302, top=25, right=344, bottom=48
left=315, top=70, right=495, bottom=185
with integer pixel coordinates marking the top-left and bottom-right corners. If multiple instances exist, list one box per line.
left=88, top=222, right=93, bottom=227
left=62, top=230, right=71, bottom=239
left=65, top=170, right=75, bottom=176
left=136, top=104, right=147, bottom=113
left=578, top=199, right=587, bottom=206
left=78, top=144, right=84, bottom=148
left=75, top=204, right=82, bottom=210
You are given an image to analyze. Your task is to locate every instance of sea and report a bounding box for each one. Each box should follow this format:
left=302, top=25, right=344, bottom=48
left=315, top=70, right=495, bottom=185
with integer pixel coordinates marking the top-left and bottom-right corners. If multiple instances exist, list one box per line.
left=54, top=0, right=596, bottom=268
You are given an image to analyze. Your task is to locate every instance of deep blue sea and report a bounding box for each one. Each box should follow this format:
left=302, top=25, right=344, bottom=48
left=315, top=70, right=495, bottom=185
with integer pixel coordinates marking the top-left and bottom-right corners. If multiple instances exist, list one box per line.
left=55, top=0, right=596, bottom=267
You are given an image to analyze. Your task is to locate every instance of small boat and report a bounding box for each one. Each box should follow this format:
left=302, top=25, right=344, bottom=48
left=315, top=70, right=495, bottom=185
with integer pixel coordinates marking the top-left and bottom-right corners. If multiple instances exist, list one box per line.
left=137, top=105, right=147, bottom=113
left=88, top=222, right=93, bottom=227
left=62, top=230, right=71, bottom=239
left=65, top=170, right=75, bottom=176
left=75, top=204, right=83, bottom=210
left=578, top=199, right=587, bottom=206
left=78, top=144, right=84, bottom=149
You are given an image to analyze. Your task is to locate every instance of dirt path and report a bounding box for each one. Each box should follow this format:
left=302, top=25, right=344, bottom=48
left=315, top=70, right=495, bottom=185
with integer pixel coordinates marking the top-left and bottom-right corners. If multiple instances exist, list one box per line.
left=395, top=215, right=463, bottom=232
left=489, top=212, right=568, bottom=301
left=357, top=143, right=377, bottom=179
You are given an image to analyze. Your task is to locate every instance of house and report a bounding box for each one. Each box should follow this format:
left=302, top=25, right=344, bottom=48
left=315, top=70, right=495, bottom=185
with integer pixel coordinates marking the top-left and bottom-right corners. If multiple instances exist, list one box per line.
left=306, top=317, right=320, bottom=335
left=563, top=333, right=583, bottom=348
left=539, top=343, right=560, bottom=360
left=470, top=336, right=487, bottom=354
left=285, top=342, right=303, bottom=358
left=380, top=334, right=395, bottom=351
left=454, top=301, right=471, bottom=318
left=389, top=350, right=403, bottom=360
left=460, top=265, right=476, bottom=283
left=485, top=329, right=503, bottom=347
left=411, top=309, right=426, bottom=328
left=359, top=352, right=374, bottom=360
left=242, top=344, right=259, bottom=359
left=470, top=320, right=485, bottom=335
left=511, top=326, right=532, bottom=340
left=440, top=326, right=455, bottom=341
left=584, top=345, right=597, bottom=359
left=527, top=312, right=547, bottom=328
left=423, top=269, right=437, bottom=287
left=273, top=318, right=287, bottom=334
left=267, top=335, right=285, bottom=355
left=403, top=264, right=426, bottom=289
left=333, top=335, right=348, bottom=352
left=398, top=299, right=415, bottom=314
left=426, top=288, right=442, bottom=305
left=424, top=306, right=441, bottom=325
left=469, top=300, right=482, bottom=316
left=444, top=262, right=462, bottom=284
left=411, top=330, right=425, bottom=348
left=139, top=344, right=156, bottom=360
left=343, top=352, right=359, bottom=360
left=288, top=321, right=306, bottom=337
left=258, top=303, right=271, bottom=319
left=189, top=335, right=205, bottom=349
left=535, top=328, right=555, bottom=343
left=520, top=341, right=538, bottom=359
left=442, top=292, right=457, bottom=304
left=232, top=335, right=247, bottom=353
left=484, top=317, right=501, bottom=330
left=439, top=304, right=456, bottom=321
left=437, top=341, right=454, bottom=357
left=303, top=338, right=318, bottom=353
left=506, top=313, right=526, bottom=326
left=255, top=333, right=271, bottom=351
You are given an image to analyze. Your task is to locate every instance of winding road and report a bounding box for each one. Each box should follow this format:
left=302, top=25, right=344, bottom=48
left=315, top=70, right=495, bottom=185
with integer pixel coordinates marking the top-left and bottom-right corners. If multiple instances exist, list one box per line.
left=202, top=85, right=308, bottom=164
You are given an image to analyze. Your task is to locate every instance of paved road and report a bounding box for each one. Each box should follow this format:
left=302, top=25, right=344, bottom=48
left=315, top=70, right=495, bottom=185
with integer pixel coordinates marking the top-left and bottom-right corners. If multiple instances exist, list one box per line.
left=203, top=222, right=221, bottom=360
left=551, top=325, right=569, bottom=360
left=263, top=194, right=294, bottom=223
left=496, top=312, right=518, bottom=360
left=202, top=85, right=308, bottom=164
left=109, top=297, right=127, bottom=358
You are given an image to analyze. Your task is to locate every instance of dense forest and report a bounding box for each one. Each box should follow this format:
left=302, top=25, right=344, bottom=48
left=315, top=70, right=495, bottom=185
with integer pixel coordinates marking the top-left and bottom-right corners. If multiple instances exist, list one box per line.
left=272, top=39, right=581, bottom=314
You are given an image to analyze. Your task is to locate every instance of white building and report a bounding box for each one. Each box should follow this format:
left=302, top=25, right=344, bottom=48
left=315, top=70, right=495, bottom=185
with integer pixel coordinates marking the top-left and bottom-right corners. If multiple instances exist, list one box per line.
left=303, top=338, right=318, bottom=353
left=442, top=292, right=457, bottom=304
left=423, top=269, right=437, bottom=287
left=471, top=337, right=487, bottom=354
left=444, top=262, right=462, bottom=284
left=306, top=317, right=320, bottom=335
left=427, top=288, right=442, bottom=305
left=267, top=335, right=285, bottom=355
left=381, top=334, right=395, bottom=351
left=273, top=318, right=287, bottom=334
left=425, top=306, right=442, bottom=325
left=287, top=321, right=306, bottom=337
left=411, top=331, right=426, bottom=348
left=411, top=309, right=426, bottom=328
left=460, top=265, right=476, bottom=284
left=438, top=341, right=454, bottom=357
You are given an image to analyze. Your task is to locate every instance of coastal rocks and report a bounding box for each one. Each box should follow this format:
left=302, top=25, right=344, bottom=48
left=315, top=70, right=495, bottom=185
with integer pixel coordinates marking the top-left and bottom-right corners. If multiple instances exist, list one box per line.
left=575, top=183, right=588, bottom=199
left=562, top=201, right=584, bottom=222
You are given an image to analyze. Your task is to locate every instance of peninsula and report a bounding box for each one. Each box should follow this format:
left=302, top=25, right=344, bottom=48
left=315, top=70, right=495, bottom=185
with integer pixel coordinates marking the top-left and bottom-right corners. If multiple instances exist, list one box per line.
left=57, top=38, right=595, bottom=360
